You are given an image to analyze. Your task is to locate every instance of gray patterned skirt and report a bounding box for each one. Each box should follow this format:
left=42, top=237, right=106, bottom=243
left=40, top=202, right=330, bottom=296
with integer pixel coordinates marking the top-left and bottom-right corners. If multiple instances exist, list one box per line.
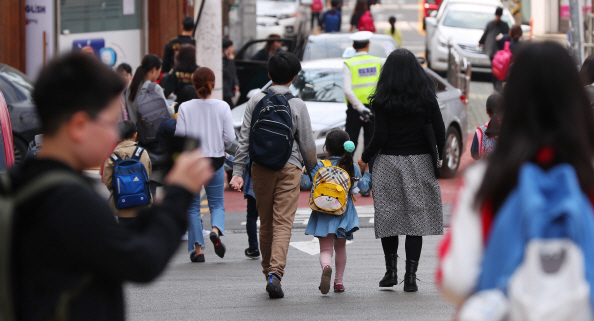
left=372, top=154, right=443, bottom=238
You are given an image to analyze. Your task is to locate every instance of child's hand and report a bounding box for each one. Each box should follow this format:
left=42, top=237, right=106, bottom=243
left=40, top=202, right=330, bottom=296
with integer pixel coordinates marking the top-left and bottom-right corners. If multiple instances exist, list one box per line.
left=357, top=158, right=368, bottom=172
left=230, top=175, right=244, bottom=192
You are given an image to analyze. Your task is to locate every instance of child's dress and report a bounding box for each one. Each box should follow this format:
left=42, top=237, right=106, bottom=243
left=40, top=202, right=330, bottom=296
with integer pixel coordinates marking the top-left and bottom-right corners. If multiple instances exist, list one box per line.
left=300, top=156, right=372, bottom=240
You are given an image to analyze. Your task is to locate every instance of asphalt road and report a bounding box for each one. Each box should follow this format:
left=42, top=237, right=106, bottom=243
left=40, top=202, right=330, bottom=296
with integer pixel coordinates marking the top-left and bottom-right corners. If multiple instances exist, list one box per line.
left=125, top=229, right=456, bottom=321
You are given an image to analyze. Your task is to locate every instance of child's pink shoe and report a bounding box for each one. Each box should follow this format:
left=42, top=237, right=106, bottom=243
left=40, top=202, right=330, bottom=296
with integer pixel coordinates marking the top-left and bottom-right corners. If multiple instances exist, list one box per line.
left=334, top=282, right=345, bottom=292
left=319, top=265, right=332, bottom=294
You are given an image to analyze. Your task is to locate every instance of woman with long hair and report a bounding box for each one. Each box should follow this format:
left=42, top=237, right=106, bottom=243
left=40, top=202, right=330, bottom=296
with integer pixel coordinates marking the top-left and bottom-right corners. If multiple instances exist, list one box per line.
left=350, top=0, right=367, bottom=32
left=162, top=44, right=199, bottom=102
left=175, top=67, right=235, bottom=262
left=439, top=41, right=594, bottom=306
left=126, top=54, right=168, bottom=124
left=358, top=48, right=445, bottom=292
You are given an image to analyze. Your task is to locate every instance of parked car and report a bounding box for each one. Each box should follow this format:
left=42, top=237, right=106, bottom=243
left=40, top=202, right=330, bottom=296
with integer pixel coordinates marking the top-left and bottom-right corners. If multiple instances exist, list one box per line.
left=425, top=0, right=519, bottom=73
left=257, top=0, right=312, bottom=45
left=0, top=91, right=15, bottom=171
left=231, top=58, right=468, bottom=177
left=0, top=63, right=40, bottom=164
left=422, top=0, right=443, bottom=27
left=301, top=33, right=398, bottom=61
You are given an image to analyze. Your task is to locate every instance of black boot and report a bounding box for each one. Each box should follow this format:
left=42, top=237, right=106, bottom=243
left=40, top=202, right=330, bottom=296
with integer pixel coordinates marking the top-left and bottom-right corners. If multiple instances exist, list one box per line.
left=403, top=260, right=419, bottom=292
left=379, top=254, right=397, bottom=287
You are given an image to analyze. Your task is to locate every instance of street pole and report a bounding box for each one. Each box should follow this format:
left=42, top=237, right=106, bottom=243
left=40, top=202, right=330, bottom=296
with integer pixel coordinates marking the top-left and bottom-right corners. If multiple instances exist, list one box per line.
left=569, top=0, right=585, bottom=64
left=194, top=0, right=223, bottom=100
left=230, top=0, right=257, bottom=48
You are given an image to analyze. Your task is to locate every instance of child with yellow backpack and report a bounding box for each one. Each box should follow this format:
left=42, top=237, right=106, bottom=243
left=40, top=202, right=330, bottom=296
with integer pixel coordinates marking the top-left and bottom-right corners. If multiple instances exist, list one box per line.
left=300, top=129, right=371, bottom=294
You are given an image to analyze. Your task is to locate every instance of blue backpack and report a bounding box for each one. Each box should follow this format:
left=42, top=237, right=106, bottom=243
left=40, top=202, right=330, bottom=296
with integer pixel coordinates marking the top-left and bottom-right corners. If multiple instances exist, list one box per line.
left=249, top=90, right=294, bottom=171
left=324, top=10, right=341, bottom=32
left=110, top=146, right=151, bottom=209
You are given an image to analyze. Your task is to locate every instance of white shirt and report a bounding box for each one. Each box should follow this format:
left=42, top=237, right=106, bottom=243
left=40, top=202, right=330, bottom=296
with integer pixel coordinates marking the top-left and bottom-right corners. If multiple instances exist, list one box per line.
left=175, top=99, right=235, bottom=158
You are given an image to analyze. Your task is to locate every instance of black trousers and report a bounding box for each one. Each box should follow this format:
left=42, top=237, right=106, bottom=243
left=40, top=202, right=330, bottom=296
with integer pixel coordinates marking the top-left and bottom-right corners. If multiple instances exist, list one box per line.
left=381, top=235, right=423, bottom=262
left=311, top=12, right=321, bottom=29
left=345, top=106, right=375, bottom=171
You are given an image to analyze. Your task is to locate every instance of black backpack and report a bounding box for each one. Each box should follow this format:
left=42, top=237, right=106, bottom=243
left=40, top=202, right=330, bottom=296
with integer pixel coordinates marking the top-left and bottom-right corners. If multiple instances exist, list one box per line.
left=249, top=90, right=295, bottom=171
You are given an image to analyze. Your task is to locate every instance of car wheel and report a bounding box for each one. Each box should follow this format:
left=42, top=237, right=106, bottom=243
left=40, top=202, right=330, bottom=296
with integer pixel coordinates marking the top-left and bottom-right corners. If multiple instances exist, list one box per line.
left=441, top=126, right=461, bottom=178
left=13, top=136, right=28, bottom=165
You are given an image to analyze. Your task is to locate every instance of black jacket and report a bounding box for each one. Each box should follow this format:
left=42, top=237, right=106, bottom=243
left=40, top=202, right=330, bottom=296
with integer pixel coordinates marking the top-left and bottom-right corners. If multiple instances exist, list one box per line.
left=223, top=56, right=239, bottom=98
left=361, top=100, right=446, bottom=163
left=162, top=35, right=196, bottom=73
left=9, top=158, right=193, bottom=321
left=162, top=67, right=197, bottom=100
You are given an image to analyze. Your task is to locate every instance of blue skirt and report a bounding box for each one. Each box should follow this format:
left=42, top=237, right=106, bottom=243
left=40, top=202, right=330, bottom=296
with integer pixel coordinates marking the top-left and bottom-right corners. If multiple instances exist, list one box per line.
left=305, top=198, right=360, bottom=240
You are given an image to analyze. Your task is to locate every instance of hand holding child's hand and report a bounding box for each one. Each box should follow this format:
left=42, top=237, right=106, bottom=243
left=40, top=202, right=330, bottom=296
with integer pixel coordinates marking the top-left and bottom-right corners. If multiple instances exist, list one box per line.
left=230, top=175, right=244, bottom=192
left=357, top=158, right=367, bottom=172
left=165, top=149, right=213, bottom=194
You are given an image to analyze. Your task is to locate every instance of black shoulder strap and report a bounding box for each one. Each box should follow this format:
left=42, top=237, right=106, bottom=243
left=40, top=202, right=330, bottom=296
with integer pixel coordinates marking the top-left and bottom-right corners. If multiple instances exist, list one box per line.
left=283, top=93, right=295, bottom=101
left=131, top=146, right=144, bottom=161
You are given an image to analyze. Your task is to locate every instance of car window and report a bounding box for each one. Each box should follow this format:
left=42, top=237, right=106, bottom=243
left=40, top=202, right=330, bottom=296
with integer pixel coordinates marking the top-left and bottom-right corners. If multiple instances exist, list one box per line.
left=303, top=38, right=396, bottom=61
left=0, top=126, right=6, bottom=172
left=290, top=69, right=345, bottom=103
left=429, top=74, right=447, bottom=93
left=442, top=8, right=512, bottom=29
left=0, top=66, right=34, bottom=104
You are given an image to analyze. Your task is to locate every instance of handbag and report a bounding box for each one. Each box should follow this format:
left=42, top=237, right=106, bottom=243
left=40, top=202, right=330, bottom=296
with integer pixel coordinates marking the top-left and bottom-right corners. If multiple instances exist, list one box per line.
left=423, top=117, right=441, bottom=178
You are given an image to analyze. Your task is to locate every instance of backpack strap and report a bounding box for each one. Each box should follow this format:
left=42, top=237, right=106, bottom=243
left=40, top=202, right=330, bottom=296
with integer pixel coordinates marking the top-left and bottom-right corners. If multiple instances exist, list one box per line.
left=110, top=152, right=122, bottom=163
left=321, top=159, right=332, bottom=167
left=131, top=146, right=145, bottom=161
left=0, top=171, right=91, bottom=321
left=147, top=82, right=157, bottom=93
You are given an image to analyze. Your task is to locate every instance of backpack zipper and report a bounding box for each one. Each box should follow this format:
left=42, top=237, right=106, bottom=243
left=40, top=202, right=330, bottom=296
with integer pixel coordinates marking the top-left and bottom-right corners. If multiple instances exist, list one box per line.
left=259, top=128, right=290, bottom=144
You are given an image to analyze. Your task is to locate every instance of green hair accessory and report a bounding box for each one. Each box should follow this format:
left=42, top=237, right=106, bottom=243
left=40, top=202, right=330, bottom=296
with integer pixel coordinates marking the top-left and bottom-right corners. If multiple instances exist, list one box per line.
left=344, top=141, right=355, bottom=153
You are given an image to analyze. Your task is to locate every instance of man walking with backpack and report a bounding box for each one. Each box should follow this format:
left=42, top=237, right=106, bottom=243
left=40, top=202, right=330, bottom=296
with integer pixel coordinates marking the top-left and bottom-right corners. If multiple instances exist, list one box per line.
left=320, top=0, right=342, bottom=33
left=230, top=51, right=317, bottom=299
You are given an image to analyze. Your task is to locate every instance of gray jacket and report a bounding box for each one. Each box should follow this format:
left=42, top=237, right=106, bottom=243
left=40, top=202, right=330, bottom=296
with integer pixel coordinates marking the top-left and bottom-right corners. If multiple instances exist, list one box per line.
left=233, top=85, right=317, bottom=177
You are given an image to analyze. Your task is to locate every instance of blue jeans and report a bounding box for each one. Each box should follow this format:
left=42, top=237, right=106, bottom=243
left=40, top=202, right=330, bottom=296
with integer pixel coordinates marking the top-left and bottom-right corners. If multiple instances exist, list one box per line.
left=246, top=195, right=259, bottom=250
left=187, top=166, right=226, bottom=252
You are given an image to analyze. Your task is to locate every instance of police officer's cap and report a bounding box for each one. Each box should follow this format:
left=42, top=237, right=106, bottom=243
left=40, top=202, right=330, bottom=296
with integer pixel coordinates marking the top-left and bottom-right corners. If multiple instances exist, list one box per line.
left=350, top=31, right=373, bottom=44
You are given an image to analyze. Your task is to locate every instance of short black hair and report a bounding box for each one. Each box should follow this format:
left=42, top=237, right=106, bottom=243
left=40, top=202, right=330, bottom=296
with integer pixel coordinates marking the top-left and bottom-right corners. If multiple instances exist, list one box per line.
left=353, top=41, right=369, bottom=50
left=119, top=120, right=137, bottom=141
left=495, top=7, right=503, bottom=16
left=267, top=50, right=301, bottom=84
left=223, top=39, right=233, bottom=50
left=33, top=53, right=125, bottom=135
left=331, top=0, right=339, bottom=7
left=116, top=63, right=132, bottom=75
left=182, top=17, right=194, bottom=31
left=486, top=93, right=504, bottom=115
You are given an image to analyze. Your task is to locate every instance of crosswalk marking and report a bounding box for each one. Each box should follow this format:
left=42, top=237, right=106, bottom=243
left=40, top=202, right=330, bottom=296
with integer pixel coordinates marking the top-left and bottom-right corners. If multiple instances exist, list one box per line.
left=290, top=237, right=354, bottom=255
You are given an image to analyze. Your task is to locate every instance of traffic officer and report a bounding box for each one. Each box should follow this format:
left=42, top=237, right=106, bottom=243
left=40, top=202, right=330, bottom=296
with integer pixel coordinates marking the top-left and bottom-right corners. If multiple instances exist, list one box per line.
left=342, top=31, right=382, bottom=158
left=162, top=17, right=196, bottom=74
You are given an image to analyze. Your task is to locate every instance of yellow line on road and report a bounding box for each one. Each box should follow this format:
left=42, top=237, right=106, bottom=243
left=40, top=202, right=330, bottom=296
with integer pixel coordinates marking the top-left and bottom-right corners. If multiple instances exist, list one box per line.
left=418, top=0, right=426, bottom=36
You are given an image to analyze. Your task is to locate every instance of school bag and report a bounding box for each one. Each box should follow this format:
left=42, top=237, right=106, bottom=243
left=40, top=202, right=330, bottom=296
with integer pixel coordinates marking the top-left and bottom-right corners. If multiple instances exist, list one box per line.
left=358, top=11, right=376, bottom=32
left=309, top=159, right=351, bottom=215
left=110, top=146, right=151, bottom=209
left=311, top=0, right=323, bottom=12
left=249, top=90, right=295, bottom=171
left=136, top=83, right=170, bottom=145
left=324, top=11, right=341, bottom=32
left=458, top=163, right=594, bottom=321
left=0, top=170, right=92, bottom=321
left=492, top=41, right=512, bottom=81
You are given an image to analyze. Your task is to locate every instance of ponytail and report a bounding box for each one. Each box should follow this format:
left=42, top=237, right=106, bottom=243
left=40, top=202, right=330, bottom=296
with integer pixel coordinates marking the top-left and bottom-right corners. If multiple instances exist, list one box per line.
left=128, top=54, right=162, bottom=102
left=389, top=16, right=396, bottom=35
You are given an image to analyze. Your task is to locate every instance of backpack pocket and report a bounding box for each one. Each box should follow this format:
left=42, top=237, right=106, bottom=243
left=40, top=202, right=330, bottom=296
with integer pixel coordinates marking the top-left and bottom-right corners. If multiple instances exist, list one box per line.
left=116, top=173, right=146, bottom=195
left=312, top=181, right=347, bottom=212
left=117, top=192, right=150, bottom=209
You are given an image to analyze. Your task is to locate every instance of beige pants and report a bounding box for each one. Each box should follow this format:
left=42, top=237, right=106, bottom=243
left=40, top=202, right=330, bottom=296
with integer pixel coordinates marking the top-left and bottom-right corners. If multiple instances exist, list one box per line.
left=251, top=164, right=301, bottom=278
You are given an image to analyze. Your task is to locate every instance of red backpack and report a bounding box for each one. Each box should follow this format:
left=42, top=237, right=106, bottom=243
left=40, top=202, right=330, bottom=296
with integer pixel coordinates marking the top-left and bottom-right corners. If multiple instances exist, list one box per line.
left=358, top=11, right=376, bottom=32
left=311, top=0, right=323, bottom=12
left=492, top=41, right=512, bottom=81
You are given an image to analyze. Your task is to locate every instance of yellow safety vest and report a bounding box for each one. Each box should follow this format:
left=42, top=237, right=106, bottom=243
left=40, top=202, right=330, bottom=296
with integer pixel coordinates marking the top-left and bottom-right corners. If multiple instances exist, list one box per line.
left=345, top=54, right=382, bottom=105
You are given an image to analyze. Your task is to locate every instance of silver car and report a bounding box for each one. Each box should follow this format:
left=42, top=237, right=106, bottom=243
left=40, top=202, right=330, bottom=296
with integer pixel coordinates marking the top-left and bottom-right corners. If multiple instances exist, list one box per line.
left=425, top=0, right=516, bottom=73
left=302, top=33, right=398, bottom=61
left=232, top=58, right=467, bottom=177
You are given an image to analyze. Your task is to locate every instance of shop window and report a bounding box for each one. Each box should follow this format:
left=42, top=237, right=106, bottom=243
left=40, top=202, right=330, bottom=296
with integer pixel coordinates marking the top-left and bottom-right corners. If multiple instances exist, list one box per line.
left=60, top=0, right=141, bottom=34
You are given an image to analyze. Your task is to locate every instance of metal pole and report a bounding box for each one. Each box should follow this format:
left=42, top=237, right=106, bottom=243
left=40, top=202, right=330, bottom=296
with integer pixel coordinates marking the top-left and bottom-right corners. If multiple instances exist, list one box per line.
left=569, top=0, right=585, bottom=64
left=194, top=0, right=223, bottom=100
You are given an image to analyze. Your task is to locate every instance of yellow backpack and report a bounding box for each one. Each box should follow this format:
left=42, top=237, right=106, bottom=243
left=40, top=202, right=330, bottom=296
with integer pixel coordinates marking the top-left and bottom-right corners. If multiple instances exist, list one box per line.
left=309, top=160, right=351, bottom=215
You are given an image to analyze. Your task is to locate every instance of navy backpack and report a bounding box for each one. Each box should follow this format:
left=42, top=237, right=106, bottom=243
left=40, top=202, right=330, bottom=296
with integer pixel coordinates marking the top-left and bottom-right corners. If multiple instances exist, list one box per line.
left=110, top=146, right=151, bottom=209
left=249, top=90, right=295, bottom=171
